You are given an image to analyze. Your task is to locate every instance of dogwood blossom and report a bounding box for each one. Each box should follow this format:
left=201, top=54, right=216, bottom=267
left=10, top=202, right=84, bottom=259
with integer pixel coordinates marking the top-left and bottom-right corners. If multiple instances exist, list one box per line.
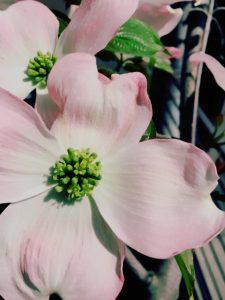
left=190, top=52, right=225, bottom=91
left=69, top=0, right=194, bottom=38
left=0, top=53, right=224, bottom=299
left=0, top=0, right=138, bottom=98
left=133, top=0, right=193, bottom=37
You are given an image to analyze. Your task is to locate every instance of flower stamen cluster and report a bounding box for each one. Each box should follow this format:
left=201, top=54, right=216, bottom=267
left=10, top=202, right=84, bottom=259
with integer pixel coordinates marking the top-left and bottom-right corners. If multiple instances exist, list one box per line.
left=50, top=148, right=102, bottom=200
left=25, top=51, right=57, bottom=89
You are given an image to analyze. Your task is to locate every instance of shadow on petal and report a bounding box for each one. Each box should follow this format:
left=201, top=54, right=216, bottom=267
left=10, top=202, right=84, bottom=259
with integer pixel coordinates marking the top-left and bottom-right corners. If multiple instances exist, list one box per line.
left=89, top=196, right=125, bottom=279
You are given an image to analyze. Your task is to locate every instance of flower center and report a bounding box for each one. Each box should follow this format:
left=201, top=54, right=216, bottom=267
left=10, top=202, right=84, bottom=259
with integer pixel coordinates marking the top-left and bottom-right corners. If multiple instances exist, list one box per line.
left=50, top=148, right=102, bottom=201
left=25, top=51, right=57, bottom=89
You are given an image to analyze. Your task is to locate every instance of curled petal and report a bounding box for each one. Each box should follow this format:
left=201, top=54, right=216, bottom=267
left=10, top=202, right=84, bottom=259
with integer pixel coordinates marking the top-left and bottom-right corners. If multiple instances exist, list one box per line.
left=0, top=0, right=59, bottom=98
left=48, top=53, right=152, bottom=155
left=55, top=0, right=139, bottom=56
left=190, top=52, right=225, bottom=91
left=134, top=4, right=183, bottom=37
left=0, top=194, right=125, bottom=299
left=0, top=88, right=61, bottom=204
left=94, top=139, right=225, bottom=258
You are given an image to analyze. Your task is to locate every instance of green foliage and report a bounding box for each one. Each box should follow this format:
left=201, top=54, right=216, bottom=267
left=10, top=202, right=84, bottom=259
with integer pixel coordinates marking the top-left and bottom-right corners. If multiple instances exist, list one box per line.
left=140, top=121, right=156, bottom=141
left=149, top=57, right=173, bottom=74
left=105, top=19, right=172, bottom=75
left=105, top=18, right=165, bottom=57
left=58, top=17, right=70, bottom=36
left=175, top=250, right=195, bottom=300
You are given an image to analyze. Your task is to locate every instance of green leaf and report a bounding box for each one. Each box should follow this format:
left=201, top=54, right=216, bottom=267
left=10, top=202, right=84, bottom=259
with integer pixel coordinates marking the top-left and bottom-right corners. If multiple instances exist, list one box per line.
left=140, top=120, right=156, bottom=141
left=58, top=17, right=70, bottom=37
left=175, top=250, right=195, bottom=299
left=105, top=18, right=164, bottom=57
left=214, top=131, right=225, bottom=142
left=150, top=56, right=173, bottom=74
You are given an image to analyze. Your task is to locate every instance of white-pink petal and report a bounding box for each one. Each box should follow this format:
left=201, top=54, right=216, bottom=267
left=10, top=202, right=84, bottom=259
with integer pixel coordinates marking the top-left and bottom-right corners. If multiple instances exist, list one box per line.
left=0, top=193, right=125, bottom=299
left=55, top=0, right=139, bottom=57
left=134, top=4, right=183, bottom=37
left=48, top=53, right=152, bottom=155
left=0, top=0, right=59, bottom=98
left=94, top=139, right=225, bottom=258
left=190, top=52, right=225, bottom=91
left=134, top=1, right=193, bottom=36
left=0, top=88, right=62, bottom=204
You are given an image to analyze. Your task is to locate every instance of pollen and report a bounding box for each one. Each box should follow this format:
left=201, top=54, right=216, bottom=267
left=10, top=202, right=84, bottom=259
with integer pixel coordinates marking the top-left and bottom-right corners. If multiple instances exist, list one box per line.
left=50, top=148, right=102, bottom=201
left=25, top=51, right=57, bottom=89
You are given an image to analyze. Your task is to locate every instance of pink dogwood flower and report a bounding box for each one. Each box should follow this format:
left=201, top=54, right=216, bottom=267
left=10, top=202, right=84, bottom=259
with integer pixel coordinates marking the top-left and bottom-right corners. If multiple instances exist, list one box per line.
left=190, top=52, right=225, bottom=91
left=0, top=53, right=225, bottom=299
left=69, top=0, right=194, bottom=38
left=0, top=0, right=138, bottom=99
left=134, top=0, right=193, bottom=37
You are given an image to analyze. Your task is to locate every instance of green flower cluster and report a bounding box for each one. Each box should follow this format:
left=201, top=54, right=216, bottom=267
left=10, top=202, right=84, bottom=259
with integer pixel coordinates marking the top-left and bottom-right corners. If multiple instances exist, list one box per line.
left=50, top=148, right=102, bottom=201
left=26, top=51, right=57, bottom=88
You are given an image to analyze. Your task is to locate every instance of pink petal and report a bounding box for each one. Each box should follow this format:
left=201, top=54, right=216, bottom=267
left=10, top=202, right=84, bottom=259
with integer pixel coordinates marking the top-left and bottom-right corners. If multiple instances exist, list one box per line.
left=189, top=52, right=225, bottom=91
left=0, top=0, right=59, bottom=98
left=0, top=193, right=125, bottom=299
left=55, top=0, right=139, bottom=56
left=68, top=4, right=78, bottom=19
left=134, top=4, right=183, bottom=37
left=48, top=53, right=152, bottom=154
left=35, top=92, right=60, bottom=129
left=165, top=46, right=183, bottom=59
left=0, top=88, right=61, bottom=204
left=94, top=139, right=225, bottom=258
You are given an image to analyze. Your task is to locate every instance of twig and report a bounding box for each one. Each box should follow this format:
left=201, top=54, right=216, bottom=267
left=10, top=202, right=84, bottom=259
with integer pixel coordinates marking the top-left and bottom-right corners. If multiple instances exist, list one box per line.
left=191, top=0, right=215, bottom=144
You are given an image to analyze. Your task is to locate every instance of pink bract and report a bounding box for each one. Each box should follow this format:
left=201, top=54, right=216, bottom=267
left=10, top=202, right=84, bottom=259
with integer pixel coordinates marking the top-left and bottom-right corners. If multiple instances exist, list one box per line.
left=134, top=0, right=193, bottom=37
left=190, top=52, right=225, bottom=91
left=0, top=0, right=138, bottom=98
left=0, top=53, right=224, bottom=299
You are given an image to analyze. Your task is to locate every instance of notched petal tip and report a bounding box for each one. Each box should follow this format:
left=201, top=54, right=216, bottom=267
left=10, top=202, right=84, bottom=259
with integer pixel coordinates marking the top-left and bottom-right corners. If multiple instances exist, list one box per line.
left=95, top=138, right=225, bottom=259
left=183, top=142, right=219, bottom=192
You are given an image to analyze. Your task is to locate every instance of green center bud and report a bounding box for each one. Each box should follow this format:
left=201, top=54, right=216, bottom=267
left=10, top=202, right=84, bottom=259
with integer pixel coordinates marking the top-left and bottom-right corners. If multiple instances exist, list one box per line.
left=25, top=51, right=57, bottom=89
left=50, top=148, right=102, bottom=201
